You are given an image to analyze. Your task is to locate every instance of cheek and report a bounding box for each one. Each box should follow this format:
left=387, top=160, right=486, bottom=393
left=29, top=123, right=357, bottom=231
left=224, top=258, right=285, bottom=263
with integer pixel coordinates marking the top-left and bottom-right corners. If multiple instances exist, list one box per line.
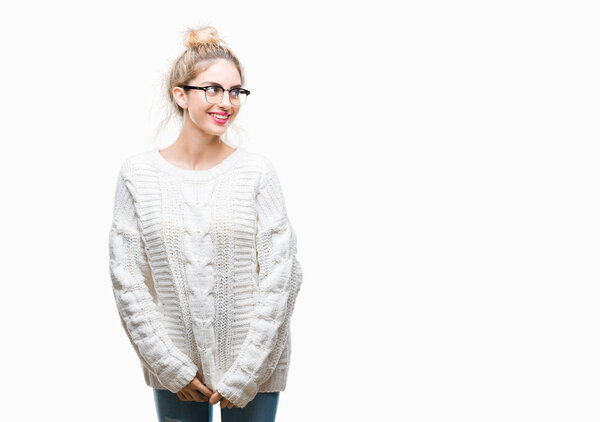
left=189, top=109, right=210, bottom=125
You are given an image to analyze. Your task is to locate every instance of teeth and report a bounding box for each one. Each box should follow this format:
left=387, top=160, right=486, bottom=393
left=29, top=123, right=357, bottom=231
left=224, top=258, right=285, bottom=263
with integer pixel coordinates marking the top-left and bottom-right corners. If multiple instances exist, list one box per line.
left=210, top=113, right=229, bottom=119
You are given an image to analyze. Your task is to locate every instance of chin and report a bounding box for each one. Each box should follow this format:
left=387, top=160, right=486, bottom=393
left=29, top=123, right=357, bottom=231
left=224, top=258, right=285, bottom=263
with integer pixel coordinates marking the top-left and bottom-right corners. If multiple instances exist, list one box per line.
left=206, top=127, right=227, bottom=137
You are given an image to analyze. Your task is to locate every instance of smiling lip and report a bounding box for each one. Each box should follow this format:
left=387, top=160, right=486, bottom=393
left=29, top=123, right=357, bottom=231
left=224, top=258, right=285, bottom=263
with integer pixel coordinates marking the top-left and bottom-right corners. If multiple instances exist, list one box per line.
left=208, top=113, right=230, bottom=124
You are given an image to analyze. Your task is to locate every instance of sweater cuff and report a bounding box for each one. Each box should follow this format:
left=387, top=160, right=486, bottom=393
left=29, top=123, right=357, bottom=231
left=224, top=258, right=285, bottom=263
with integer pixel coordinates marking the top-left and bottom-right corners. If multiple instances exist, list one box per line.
left=216, top=373, right=259, bottom=409
left=159, top=361, right=198, bottom=393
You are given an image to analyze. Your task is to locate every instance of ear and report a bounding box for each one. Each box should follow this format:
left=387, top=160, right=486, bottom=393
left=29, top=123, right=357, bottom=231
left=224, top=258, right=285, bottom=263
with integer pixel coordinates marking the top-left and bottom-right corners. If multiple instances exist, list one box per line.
left=173, top=86, right=188, bottom=110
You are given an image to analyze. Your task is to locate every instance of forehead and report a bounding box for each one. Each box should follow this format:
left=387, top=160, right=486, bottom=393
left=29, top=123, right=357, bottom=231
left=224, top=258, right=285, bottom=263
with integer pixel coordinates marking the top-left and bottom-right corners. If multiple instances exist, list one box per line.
left=192, top=59, right=241, bottom=85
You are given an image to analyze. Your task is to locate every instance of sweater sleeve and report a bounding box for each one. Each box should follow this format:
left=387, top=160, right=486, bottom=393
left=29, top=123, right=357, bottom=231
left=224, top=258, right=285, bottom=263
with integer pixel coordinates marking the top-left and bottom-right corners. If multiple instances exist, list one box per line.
left=216, top=158, right=304, bottom=408
left=108, top=163, right=198, bottom=393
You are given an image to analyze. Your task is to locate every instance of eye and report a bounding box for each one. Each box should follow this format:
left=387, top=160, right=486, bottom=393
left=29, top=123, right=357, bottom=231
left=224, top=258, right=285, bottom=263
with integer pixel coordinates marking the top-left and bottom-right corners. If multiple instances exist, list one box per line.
left=206, top=86, right=221, bottom=94
left=230, top=88, right=241, bottom=98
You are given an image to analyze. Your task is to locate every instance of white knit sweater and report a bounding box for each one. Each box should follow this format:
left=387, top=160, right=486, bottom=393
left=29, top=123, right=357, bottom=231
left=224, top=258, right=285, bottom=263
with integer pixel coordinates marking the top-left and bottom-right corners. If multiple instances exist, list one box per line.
left=108, top=146, right=303, bottom=408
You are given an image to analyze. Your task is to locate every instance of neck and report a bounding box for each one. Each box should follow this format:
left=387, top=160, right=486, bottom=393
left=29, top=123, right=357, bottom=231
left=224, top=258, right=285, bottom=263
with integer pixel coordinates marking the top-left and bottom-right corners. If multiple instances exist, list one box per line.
left=163, top=114, right=234, bottom=170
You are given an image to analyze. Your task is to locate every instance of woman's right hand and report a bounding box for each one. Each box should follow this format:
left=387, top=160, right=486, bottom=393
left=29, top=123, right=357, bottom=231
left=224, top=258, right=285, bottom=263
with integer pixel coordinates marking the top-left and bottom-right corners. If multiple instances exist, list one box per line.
left=176, top=376, right=214, bottom=402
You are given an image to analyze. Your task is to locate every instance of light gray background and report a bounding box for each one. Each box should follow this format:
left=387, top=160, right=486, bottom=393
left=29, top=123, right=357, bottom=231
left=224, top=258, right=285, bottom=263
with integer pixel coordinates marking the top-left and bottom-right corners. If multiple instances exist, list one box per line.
left=1, top=1, right=598, bottom=421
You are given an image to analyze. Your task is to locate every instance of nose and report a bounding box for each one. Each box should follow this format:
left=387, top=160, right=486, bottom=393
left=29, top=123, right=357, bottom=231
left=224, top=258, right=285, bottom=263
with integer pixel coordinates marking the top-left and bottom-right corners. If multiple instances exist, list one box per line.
left=218, top=91, right=233, bottom=108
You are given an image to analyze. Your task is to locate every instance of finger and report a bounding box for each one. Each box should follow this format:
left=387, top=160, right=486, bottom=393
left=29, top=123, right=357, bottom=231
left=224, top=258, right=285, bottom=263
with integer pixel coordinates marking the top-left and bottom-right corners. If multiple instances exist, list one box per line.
left=189, top=389, right=207, bottom=403
left=220, top=397, right=235, bottom=409
left=192, top=377, right=214, bottom=398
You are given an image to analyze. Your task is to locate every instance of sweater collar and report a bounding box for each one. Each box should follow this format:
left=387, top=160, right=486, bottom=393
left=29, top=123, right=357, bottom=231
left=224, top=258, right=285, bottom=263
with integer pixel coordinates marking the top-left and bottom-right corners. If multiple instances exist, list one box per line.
left=151, top=146, right=243, bottom=181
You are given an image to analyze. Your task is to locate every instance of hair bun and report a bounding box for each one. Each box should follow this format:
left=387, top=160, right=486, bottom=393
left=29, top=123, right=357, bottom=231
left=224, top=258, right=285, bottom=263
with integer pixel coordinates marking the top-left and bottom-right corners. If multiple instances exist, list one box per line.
left=185, top=26, right=222, bottom=49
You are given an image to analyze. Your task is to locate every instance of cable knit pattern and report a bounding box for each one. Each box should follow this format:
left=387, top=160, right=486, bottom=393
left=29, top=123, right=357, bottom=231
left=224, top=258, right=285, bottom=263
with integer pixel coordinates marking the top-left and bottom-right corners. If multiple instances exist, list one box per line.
left=108, top=161, right=199, bottom=393
left=108, top=146, right=303, bottom=408
left=215, top=157, right=303, bottom=408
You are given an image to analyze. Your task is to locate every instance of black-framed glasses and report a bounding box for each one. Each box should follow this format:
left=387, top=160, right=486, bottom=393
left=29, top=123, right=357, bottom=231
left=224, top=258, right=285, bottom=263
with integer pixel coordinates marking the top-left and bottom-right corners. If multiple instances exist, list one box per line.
left=180, top=85, right=251, bottom=106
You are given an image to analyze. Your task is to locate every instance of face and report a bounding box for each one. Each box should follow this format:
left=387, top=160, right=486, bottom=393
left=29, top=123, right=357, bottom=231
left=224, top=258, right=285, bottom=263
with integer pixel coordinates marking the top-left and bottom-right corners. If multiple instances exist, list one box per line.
left=173, top=59, right=243, bottom=137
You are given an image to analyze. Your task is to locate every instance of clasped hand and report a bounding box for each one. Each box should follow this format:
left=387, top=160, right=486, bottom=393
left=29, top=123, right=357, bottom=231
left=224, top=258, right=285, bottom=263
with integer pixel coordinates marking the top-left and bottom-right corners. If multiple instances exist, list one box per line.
left=176, top=376, right=239, bottom=409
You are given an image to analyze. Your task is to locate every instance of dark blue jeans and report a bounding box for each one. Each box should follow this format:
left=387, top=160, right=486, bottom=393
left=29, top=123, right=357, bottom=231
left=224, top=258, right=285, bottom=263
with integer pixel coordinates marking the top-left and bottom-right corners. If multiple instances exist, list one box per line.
left=153, top=388, right=280, bottom=422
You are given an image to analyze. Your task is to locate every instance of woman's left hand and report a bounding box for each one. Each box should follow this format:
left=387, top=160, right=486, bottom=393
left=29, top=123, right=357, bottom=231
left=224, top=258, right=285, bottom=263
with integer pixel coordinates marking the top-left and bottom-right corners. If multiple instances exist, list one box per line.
left=209, top=391, right=238, bottom=408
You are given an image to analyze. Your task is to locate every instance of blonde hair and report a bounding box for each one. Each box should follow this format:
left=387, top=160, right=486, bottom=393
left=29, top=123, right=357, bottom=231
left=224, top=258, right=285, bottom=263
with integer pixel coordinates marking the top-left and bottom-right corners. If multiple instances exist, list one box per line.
left=155, top=25, right=248, bottom=146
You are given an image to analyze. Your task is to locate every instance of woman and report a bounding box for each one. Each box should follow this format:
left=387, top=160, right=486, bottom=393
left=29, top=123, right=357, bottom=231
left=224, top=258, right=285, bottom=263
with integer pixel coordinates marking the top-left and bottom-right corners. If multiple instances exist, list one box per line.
left=108, top=25, right=303, bottom=422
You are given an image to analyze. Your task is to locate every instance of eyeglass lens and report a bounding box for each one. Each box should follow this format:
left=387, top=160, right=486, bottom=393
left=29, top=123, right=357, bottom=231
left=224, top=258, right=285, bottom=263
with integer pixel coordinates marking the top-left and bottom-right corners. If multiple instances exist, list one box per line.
left=205, top=86, right=247, bottom=106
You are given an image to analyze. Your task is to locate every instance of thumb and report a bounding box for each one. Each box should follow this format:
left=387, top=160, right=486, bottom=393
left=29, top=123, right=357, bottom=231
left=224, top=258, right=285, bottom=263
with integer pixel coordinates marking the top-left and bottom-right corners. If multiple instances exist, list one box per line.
left=209, top=391, right=221, bottom=405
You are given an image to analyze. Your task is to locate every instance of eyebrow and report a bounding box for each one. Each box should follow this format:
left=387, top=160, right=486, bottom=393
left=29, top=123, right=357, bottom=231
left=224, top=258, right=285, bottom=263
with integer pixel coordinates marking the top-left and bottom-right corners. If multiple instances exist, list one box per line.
left=200, top=81, right=242, bottom=88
